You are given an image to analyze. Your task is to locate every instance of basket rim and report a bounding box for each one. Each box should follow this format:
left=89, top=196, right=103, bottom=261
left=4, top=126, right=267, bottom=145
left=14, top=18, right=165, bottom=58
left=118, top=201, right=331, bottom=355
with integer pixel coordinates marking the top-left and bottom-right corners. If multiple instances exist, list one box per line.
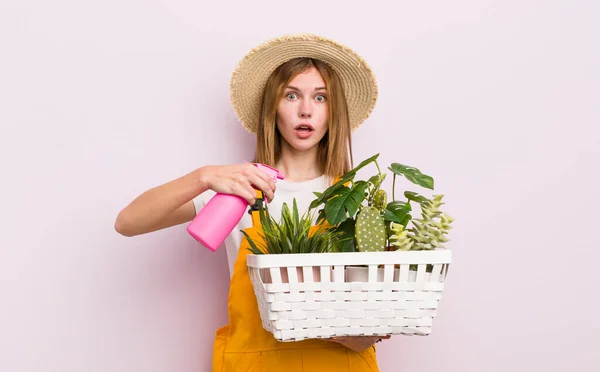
left=246, top=249, right=452, bottom=268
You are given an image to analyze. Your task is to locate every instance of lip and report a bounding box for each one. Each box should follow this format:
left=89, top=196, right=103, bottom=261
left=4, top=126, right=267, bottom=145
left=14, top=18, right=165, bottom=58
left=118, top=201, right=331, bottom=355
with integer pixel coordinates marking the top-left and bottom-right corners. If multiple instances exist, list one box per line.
left=295, top=129, right=314, bottom=139
left=294, top=123, right=314, bottom=131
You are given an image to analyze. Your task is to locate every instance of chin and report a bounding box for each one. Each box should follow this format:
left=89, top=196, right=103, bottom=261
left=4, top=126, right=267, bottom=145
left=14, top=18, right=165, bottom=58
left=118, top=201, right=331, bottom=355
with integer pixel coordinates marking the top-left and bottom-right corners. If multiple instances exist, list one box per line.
left=293, top=137, right=324, bottom=151
left=289, top=142, right=319, bottom=152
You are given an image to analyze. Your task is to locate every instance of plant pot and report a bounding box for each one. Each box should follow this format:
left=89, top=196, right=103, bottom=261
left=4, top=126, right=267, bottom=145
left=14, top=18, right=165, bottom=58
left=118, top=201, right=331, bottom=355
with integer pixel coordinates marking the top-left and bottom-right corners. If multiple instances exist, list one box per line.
left=345, top=266, right=399, bottom=282
left=345, top=266, right=432, bottom=282
left=260, top=266, right=333, bottom=284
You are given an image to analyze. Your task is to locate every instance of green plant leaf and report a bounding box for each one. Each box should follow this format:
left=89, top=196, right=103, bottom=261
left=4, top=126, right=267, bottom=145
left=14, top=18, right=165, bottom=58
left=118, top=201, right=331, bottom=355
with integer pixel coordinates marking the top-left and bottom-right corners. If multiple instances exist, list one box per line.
left=368, top=174, right=381, bottom=186
left=367, top=173, right=386, bottom=205
left=242, top=229, right=265, bottom=254
left=316, top=208, right=326, bottom=224
left=389, top=163, right=434, bottom=190
left=244, top=198, right=342, bottom=255
left=340, top=153, right=380, bottom=183
left=404, top=191, right=430, bottom=205
left=309, top=153, right=379, bottom=210
left=368, top=173, right=386, bottom=188
left=310, top=184, right=343, bottom=209
left=324, top=181, right=369, bottom=225
left=400, top=214, right=412, bottom=227
left=383, top=201, right=412, bottom=225
left=330, top=218, right=357, bottom=252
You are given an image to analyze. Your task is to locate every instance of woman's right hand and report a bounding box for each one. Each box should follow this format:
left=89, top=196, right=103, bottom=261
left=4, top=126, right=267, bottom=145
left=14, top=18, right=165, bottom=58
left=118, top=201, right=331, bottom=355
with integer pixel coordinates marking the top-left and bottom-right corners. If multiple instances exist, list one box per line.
left=200, top=163, right=277, bottom=205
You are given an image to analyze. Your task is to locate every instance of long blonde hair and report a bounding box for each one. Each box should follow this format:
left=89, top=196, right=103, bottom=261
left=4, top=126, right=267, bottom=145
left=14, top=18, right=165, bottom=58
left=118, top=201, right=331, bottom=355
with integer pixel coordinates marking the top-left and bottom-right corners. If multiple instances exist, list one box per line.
left=252, top=58, right=353, bottom=180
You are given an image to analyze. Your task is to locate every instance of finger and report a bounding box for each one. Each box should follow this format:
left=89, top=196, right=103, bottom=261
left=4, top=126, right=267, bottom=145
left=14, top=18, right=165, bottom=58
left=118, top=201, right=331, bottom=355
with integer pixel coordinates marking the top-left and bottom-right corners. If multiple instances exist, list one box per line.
left=247, top=173, right=275, bottom=203
left=242, top=183, right=257, bottom=205
left=233, top=183, right=256, bottom=205
left=240, top=164, right=275, bottom=196
left=250, top=164, right=277, bottom=192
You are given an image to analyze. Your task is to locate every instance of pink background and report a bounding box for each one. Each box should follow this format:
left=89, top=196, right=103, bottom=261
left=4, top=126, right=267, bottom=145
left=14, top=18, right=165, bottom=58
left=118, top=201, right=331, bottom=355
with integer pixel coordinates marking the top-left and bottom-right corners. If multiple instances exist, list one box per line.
left=2, top=1, right=599, bottom=371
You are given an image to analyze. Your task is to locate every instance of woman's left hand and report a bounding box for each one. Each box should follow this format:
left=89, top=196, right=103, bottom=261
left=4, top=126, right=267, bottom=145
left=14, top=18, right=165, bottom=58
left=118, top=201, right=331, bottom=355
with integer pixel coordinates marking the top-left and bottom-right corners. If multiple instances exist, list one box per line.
left=329, top=335, right=391, bottom=352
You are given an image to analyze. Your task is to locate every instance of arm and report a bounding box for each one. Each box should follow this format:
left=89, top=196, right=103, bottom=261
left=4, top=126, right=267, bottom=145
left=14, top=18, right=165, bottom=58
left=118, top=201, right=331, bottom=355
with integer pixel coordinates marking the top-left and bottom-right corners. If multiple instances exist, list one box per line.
left=114, top=168, right=207, bottom=237
left=114, top=164, right=277, bottom=237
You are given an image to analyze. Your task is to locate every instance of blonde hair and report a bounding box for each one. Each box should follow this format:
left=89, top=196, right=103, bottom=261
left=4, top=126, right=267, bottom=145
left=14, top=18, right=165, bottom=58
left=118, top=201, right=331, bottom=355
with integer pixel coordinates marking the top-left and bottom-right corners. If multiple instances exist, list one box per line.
left=252, top=58, right=353, bottom=180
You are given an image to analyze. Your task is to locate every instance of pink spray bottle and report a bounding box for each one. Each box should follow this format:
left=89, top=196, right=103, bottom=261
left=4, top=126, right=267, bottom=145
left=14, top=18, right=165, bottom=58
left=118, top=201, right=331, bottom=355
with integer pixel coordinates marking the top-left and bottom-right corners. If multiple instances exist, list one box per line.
left=186, top=163, right=284, bottom=251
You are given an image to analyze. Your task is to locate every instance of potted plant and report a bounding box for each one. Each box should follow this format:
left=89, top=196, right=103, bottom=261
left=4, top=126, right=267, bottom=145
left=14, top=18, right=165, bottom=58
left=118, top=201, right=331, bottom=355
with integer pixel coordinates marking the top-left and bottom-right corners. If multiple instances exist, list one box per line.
left=308, top=153, right=454, bottom=281
left=242, top=154, right=454, bottom=341
left=242, top=199, right=341, bottom=283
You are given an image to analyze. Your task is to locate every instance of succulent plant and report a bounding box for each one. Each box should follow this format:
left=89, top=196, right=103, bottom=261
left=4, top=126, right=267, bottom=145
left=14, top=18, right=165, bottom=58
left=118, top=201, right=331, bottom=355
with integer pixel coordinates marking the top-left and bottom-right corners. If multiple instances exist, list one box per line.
left=388, top=222, right=414, bottom=251
left=408, top=195, right=454, bottom=250
left=355, top=206, right=387, bottom=252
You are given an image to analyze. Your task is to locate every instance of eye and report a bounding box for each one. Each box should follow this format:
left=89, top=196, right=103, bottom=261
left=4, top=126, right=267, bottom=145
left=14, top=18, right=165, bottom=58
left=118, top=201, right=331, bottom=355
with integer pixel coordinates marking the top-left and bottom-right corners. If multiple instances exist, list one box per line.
left=315, top=94, right=327, bottom=103
left=286, top=93, right=298, bottom=100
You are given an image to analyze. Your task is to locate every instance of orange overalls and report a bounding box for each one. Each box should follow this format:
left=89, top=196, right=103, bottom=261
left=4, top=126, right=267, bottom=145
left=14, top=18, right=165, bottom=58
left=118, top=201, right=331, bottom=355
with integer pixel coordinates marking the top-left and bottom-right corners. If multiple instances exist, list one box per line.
left=211, top=188, right=380, bottom=371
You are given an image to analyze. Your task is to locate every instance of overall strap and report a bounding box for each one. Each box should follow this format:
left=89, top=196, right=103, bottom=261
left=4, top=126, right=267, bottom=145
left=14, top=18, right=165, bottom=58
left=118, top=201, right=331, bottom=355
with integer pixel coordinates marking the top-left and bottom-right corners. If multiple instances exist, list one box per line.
left=248, top=189, right=264, bottom=229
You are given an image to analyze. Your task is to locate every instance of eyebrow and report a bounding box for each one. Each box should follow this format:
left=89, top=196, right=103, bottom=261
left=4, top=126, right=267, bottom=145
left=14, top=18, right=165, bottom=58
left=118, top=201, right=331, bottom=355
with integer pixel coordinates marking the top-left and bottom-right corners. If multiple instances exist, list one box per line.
left=286, top=85, right=327, bottom=91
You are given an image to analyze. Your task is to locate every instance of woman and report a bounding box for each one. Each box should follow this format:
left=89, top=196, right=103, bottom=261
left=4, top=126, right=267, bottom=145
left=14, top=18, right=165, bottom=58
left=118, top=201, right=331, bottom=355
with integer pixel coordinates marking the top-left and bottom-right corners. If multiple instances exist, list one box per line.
left=115, top=33, right=385, bottom=371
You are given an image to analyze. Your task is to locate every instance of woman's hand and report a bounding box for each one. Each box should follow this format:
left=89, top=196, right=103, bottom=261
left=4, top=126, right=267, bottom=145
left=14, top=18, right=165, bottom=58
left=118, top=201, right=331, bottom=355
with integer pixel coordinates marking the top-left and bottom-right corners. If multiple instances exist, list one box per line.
left=200, top=163, right=277, bottom=205
left=329, top=335, right=391, bottom=352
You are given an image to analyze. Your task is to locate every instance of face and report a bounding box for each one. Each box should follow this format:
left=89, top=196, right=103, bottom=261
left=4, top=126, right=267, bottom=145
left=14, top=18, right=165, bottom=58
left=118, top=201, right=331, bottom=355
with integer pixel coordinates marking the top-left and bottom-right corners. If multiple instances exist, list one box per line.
left=276, top=66, right=328, bottom=152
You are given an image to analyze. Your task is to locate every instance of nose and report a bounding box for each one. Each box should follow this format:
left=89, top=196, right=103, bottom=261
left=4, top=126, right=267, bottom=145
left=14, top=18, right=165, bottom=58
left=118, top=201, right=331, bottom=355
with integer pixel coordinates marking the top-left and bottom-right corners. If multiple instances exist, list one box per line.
left=299, top=98, right=312, bottom=119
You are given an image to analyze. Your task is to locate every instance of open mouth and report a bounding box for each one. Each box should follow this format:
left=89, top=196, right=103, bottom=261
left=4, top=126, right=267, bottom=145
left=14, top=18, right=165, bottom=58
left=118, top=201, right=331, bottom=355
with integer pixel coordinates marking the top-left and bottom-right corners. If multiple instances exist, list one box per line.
left=295, top=124, right=314, bottom=133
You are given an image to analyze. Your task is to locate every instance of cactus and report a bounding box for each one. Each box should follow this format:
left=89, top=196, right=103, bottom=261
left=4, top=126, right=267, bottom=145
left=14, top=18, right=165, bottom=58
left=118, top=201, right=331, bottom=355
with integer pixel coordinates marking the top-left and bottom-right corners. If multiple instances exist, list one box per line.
left=373, top=189, right=387, bottom=211
left=355, top=206, right=387, bottom=252
left=388, top=222, right=413, bottom=251
left=408, top=194, right=454, bottom=250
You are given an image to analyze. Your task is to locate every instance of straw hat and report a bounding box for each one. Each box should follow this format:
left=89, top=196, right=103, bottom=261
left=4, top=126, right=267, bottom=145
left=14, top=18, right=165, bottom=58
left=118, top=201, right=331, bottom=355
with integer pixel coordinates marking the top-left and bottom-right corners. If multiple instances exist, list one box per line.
left=230, top=33, right=378, bottom=133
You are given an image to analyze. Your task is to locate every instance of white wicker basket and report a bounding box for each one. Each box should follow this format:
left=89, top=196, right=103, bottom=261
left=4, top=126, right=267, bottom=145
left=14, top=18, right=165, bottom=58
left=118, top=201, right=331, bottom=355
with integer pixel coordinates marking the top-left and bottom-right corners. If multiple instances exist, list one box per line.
left=247, top=250, right=451, bottom=342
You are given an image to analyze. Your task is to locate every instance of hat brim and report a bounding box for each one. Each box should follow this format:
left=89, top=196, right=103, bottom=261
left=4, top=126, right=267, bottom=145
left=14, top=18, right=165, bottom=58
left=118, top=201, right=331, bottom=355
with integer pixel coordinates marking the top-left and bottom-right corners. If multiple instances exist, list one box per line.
left=230, top=33, right=378, bottom=134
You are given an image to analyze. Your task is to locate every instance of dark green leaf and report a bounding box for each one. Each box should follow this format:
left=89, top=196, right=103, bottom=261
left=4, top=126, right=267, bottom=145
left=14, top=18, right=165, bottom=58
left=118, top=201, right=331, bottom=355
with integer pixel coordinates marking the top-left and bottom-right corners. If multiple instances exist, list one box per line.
left=309, top=153, right=380, bottom=210
left=324, top=181, right=369, bottom=225
left=383, top=201, right=412, bottom=224
left=330, top=218, right=357, bottom=252
left=389, top=163, right=434, bottom=190
left=404, top=191, right=430, bottom=204
left=400, top=214, right=412, bottom=228
left=316, top=208, right=326, bottom=224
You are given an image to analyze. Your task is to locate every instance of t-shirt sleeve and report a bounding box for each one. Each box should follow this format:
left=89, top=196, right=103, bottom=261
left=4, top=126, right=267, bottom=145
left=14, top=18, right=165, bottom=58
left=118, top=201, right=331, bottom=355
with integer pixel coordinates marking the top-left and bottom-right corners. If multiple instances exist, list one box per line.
left=191, top=189, right=216, bottom=215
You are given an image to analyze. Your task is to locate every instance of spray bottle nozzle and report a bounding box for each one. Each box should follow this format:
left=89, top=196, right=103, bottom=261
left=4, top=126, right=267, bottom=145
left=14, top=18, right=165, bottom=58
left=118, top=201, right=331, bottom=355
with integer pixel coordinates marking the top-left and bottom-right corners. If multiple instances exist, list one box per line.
left=252, top=163, right=285, bottom=181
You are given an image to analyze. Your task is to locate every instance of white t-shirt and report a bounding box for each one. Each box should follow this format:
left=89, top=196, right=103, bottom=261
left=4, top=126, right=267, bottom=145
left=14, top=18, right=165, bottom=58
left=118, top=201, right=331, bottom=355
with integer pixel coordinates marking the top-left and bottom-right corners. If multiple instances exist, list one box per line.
left=192, top=174, right=332, bottom=278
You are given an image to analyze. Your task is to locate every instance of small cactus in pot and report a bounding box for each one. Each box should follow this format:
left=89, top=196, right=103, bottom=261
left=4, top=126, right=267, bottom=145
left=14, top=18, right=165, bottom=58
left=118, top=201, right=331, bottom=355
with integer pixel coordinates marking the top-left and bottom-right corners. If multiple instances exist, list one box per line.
left=355, top=206, right=387, bottom=252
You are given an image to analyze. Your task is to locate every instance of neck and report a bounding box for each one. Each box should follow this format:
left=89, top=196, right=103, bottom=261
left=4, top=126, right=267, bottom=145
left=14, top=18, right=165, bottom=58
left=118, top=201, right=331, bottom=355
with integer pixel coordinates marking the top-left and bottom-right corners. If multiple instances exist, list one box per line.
left=275, top=141, right=324, bottom=182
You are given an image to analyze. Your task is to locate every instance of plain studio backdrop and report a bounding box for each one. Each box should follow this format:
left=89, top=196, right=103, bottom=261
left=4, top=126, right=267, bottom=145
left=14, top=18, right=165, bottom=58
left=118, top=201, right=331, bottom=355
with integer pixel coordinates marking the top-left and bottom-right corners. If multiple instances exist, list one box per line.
left=1, top=1, right=598, bottom=371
